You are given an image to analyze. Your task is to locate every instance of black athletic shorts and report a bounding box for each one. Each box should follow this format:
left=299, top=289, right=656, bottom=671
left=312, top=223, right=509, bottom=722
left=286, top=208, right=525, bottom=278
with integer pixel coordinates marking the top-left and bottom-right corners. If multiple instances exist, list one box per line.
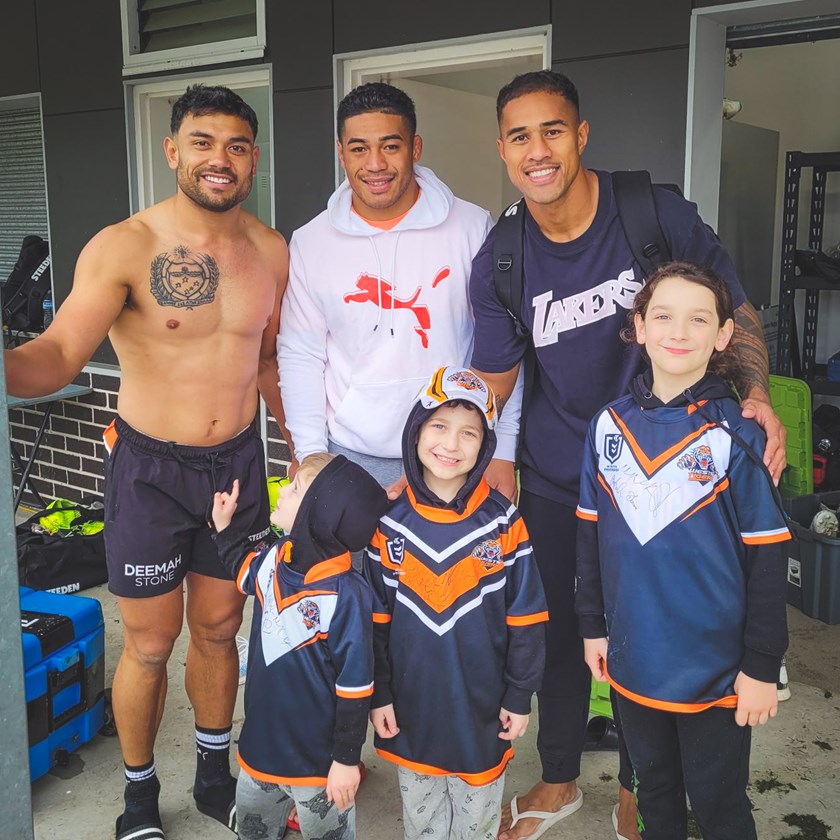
left=102, top=417, right=270, bottom=598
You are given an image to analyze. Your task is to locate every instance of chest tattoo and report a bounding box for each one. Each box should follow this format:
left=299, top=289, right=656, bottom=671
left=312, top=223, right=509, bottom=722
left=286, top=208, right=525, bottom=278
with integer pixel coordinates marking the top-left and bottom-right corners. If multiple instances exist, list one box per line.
left=150, top=244, right=219, bottom=309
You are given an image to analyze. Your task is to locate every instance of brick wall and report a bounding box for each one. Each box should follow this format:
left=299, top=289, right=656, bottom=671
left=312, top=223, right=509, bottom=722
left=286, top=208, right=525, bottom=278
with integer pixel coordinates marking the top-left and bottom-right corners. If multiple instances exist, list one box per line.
left=9, top=370, right=291, bottom=509
left=9, top=372, right=117, bottom=506
left=265, top=420, right=291, bottom=479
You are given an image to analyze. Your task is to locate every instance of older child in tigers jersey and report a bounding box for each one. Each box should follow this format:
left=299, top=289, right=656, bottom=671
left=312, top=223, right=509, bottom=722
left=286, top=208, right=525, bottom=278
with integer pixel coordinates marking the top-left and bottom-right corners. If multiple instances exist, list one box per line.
left=576, top=262, right=790, bottom=840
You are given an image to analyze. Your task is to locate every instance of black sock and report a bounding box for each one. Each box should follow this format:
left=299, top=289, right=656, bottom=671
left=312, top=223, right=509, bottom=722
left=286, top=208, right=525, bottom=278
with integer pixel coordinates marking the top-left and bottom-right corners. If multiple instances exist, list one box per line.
left=194, top=724, right=233, bottom=786
left=119, top=758, right=161, bottom=834
left=193, top=726, right=236, bottom=830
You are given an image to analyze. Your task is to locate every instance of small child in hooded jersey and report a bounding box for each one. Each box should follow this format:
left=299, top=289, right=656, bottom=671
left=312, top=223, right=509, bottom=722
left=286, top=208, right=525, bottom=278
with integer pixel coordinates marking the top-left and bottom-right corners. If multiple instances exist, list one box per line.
left=211, top=452, right=388, bottom=840
left=365, top=366, right=548, bottom=840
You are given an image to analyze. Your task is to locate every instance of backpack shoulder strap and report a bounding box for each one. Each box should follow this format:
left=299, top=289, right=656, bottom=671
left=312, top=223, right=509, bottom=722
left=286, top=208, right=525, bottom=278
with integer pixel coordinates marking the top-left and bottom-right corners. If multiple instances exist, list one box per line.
left=611, top=170, right=672, bottom=278
left=491, top=198, right=534, bottom=468
left=492, top=199, right=529, bottom=337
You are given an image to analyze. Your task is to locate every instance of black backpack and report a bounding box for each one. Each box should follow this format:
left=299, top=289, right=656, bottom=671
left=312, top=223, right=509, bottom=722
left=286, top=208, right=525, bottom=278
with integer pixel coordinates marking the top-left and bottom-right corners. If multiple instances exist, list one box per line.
left=2, top=234, right=51, bottom=334
left=491, top=170, right=679, bottom=457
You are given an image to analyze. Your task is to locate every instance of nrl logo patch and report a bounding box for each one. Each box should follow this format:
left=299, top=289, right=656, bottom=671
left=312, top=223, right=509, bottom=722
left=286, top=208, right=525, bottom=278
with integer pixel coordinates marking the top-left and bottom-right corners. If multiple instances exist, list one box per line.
left=677, top=444, right=718, bottom=483
left=604, top=433, right=624, bottom=464
left=386, top=536, right=405, bottom=566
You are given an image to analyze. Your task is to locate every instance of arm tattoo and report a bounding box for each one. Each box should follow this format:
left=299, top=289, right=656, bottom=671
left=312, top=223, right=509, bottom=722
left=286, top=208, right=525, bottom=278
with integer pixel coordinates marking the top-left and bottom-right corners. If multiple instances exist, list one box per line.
left=150, top=244, right=219, bottom=309
left=731, top=302, right=770, bottom=400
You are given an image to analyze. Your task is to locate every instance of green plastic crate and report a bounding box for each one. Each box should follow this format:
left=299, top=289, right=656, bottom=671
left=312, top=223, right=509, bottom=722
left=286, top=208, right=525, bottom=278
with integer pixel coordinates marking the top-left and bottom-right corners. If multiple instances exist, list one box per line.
left=589, top=676, right=612, bottom=719
left=769, top=374, right=813, bottom=498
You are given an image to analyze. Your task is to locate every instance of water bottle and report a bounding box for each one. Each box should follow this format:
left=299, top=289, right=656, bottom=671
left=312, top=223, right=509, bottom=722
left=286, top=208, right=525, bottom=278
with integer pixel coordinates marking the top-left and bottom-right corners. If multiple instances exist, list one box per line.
left=42, top=291, right=54, bottom=330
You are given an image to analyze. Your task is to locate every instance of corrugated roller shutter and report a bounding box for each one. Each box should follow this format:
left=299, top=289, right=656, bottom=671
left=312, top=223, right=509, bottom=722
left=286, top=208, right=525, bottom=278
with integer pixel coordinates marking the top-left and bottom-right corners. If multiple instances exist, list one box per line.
left=0, top=108, right=48, bottom=280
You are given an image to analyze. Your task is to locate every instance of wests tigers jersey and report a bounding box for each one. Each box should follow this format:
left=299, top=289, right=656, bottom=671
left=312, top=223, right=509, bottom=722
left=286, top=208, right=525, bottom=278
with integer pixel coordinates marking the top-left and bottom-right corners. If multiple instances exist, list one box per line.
left=576, top=379, right=790, bottom=711
left=366, top=481, right=547, bottom=784
left=214, top=530, right=374, bottom=784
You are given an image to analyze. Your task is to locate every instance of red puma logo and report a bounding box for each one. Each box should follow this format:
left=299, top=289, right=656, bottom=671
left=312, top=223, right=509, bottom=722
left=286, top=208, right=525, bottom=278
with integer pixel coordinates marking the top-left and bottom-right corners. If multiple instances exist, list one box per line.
left=343, top=267, right=450, bottom=348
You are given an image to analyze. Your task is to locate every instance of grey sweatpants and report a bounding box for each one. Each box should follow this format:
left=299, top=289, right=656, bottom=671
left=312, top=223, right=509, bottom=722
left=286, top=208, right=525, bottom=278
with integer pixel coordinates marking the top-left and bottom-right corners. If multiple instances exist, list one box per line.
left=397, top=766, right=505, bottom=840
left=327, top=440, right=403, bottom=489
left=236, top=770, right=355, bottom=840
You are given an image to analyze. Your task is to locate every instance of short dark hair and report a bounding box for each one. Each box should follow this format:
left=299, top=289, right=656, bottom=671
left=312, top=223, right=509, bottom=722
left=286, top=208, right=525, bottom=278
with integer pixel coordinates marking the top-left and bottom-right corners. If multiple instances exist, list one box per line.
left=170, top=84, right=258, bottom=139
left=496, top=70, right=580, bottom=124
left=336, top=82, right=417, bottom=140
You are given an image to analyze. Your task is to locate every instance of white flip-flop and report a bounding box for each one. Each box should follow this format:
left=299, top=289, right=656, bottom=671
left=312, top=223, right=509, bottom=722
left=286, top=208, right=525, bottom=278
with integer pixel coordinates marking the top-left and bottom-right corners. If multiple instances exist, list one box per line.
left=612, top=804, right=633, bottom=840
left=508, top=788, right=584, bottom=839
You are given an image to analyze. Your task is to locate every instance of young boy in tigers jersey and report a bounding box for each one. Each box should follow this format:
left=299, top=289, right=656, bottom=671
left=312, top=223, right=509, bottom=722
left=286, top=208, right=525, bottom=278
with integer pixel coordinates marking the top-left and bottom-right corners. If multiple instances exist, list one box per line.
left=366, top=366, right=548, bottom=840
left=211, top=452, right=388, bottom=840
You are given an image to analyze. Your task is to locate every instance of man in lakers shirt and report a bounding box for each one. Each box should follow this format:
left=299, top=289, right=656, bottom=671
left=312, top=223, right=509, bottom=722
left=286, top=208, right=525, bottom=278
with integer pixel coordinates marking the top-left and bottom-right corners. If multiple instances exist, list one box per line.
left=469, top=71, right=787, bottom=840
left=278, top=82, right=519, bottom=496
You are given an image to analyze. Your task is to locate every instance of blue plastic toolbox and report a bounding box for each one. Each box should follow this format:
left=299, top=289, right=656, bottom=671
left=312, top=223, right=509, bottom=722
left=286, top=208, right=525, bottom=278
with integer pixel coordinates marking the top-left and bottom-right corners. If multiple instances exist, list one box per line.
left=20, top=586, right=105, bottom=781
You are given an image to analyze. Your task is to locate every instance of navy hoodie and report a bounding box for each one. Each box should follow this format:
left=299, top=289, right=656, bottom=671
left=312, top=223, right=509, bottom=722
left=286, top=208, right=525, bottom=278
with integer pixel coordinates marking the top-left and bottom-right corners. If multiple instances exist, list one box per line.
left=214, top=455, right=388, bottom=783
left=365, top=398, right=547, bottom=784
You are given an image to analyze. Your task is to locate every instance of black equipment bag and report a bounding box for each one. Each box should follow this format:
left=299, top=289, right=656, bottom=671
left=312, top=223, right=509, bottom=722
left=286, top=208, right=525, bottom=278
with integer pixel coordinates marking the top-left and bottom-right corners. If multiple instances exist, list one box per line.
left=17, top=499, right=108, bottom=594
left=2, top=234, right=51, bottom=332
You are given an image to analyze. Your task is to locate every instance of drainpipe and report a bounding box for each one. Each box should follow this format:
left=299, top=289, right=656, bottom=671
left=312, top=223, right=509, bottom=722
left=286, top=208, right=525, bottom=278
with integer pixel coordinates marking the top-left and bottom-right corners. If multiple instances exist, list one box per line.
left=0, top=350, right=35, bottom=839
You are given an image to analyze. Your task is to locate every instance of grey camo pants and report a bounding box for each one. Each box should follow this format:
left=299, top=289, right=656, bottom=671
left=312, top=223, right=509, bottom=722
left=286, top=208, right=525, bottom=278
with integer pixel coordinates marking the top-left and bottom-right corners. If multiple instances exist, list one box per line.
left=398, top=766, right=505, bottom=840
left=236, top=770, right=355, bottom=840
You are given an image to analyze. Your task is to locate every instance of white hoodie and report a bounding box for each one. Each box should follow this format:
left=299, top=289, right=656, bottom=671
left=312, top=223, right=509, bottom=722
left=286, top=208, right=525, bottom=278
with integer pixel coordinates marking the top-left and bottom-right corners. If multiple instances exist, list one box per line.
left=279, top=166, right=518, bottom=462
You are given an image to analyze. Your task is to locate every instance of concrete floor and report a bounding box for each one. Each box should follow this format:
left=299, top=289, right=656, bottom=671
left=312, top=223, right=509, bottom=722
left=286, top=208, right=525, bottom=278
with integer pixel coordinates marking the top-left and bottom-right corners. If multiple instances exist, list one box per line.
left=30, top=587, right=840, bottom=840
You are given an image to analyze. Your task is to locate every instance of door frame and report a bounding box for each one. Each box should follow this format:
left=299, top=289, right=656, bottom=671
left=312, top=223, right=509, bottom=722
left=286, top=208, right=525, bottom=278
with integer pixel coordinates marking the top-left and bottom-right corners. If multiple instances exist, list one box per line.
left=686, top=0, right=839, bottom=226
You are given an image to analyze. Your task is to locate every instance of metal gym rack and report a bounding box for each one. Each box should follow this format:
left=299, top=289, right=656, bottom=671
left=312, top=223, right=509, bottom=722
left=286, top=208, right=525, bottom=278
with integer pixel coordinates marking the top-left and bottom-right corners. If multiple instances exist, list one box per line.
left=776, top=150, right=840, bottom=397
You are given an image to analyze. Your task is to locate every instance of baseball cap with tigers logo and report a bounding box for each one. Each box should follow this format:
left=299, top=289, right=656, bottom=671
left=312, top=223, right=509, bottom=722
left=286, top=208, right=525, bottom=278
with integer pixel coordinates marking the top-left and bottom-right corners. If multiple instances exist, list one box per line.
left=418, top=366, right=498, bottom=430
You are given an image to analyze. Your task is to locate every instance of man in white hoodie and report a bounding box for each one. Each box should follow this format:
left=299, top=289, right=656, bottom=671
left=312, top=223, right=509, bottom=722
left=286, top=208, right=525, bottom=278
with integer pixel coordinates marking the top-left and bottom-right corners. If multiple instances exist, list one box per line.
left=279, top=82, right=517, bottom=489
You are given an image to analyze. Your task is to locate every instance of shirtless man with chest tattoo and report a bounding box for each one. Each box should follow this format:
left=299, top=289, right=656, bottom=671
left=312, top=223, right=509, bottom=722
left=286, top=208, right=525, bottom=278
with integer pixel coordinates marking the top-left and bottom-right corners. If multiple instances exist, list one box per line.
left=5, top=85, right=288, bottom=840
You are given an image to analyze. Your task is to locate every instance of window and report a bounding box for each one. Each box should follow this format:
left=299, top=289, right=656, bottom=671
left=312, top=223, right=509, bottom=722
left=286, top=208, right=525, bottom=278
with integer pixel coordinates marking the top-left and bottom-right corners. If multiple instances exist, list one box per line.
left=0, top=96, right=49, bottom=280
left=120, top=0, right=265, bottom=76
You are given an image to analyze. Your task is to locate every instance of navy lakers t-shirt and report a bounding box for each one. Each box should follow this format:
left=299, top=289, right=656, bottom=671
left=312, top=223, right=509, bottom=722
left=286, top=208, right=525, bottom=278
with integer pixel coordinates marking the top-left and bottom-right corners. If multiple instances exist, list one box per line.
left=469, top=170, right=746, bottom=507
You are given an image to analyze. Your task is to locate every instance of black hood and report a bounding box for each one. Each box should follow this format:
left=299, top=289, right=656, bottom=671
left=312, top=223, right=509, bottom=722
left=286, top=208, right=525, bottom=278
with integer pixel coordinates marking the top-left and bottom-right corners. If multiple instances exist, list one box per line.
left=629, top=369, right=738, bottom=410
left=401, top=398, right=497, bottom=514
left=287, top=455, right=389, bottom=574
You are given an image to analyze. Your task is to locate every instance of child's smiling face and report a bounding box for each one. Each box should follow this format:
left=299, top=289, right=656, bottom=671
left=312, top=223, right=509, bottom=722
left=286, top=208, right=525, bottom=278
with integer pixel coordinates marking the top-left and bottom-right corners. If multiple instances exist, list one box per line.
left=417, top=402, right=484, bottom=501
left=634, top=275, right=734, bottom=397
